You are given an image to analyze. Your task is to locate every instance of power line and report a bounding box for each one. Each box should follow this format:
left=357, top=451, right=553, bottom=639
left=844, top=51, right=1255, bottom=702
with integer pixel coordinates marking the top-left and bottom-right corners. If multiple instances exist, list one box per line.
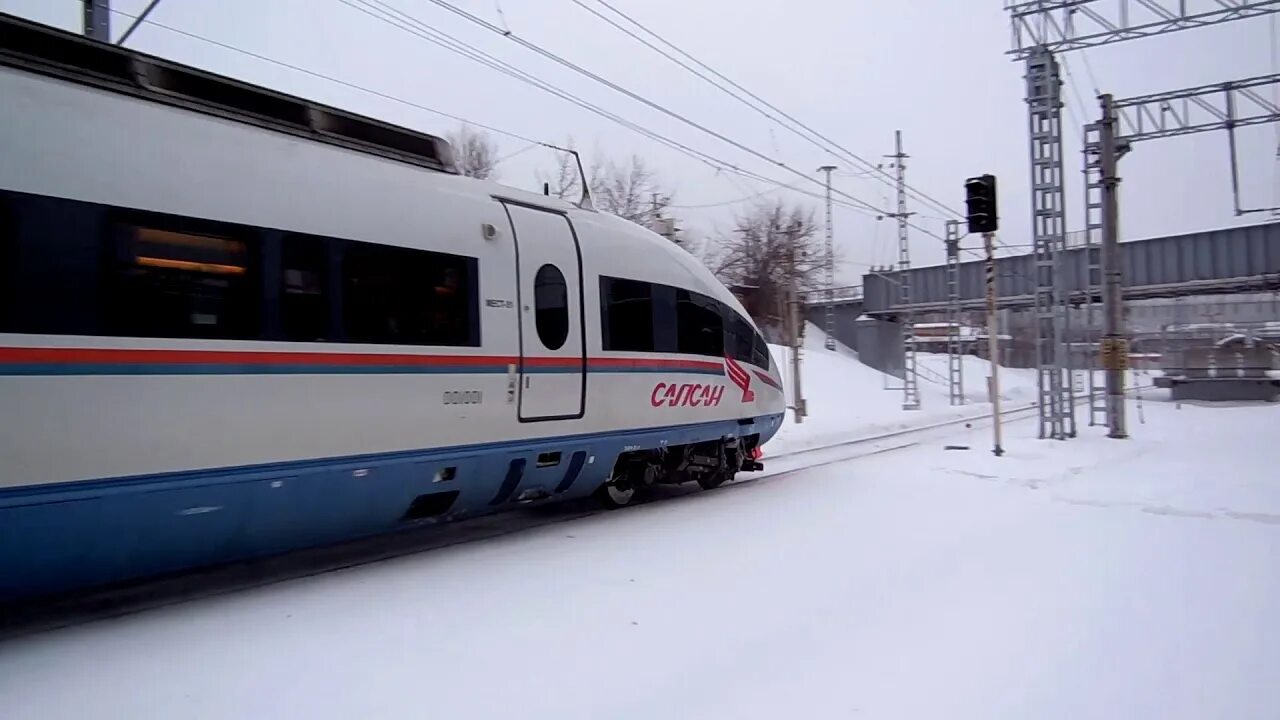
left=1059, top=55, right=1092, bottom=142
left=338, top=0, right=824, bottom=199
left=492, top=141, right=540, bottom=165
left=577, top=0, right=965, bottom=220
left=116, top=0, right=163, bottom=46
left=566, top=0, right=885, bottom=197
left=415, top=0, right=930, bottom=225
left=667, top=183, right=790, bottom=209
left=340, top=0, right=898, bottom=222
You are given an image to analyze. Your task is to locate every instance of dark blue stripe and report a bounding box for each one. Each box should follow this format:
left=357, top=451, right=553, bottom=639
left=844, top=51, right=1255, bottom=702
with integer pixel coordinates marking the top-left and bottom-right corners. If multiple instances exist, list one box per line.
left=555, top=451, right=588, bottom=494
left=488, top=458, right=527, bottom=506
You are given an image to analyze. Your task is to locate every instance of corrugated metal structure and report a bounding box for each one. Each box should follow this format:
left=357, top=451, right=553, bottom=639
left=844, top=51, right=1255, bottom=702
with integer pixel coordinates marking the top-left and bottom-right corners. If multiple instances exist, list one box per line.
left=862, top=222, right=1280, bottom=315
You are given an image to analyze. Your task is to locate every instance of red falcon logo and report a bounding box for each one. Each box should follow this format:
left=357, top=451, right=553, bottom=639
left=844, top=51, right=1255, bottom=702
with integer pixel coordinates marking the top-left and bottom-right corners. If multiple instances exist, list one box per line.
left=724, top=356, right=755, bottom=403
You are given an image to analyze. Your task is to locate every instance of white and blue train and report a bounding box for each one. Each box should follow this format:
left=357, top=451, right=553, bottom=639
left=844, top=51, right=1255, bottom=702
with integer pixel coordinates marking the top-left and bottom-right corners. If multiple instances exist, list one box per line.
left=0, top=15, right=784, bottom=601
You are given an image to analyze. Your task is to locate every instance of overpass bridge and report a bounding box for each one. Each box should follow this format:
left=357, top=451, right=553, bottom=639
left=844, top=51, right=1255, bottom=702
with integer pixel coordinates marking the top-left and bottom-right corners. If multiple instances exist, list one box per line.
left=859, top=221, right=1280, bottom=317
left=802, top=221, right=1280, bottom=373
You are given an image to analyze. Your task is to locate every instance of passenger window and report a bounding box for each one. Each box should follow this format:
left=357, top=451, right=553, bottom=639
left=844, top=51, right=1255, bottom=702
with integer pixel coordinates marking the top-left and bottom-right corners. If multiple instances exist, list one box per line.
left=534, top=263, right=569, bottom=350
left=107, top=223, right=258, bottom=340
left=281, top=234, right=329, bottom=341
left=600, top=276, right=655, bottom=351
left=343, top=241, right=476, bottom=346
left=676, top=289, right=723, bottom=357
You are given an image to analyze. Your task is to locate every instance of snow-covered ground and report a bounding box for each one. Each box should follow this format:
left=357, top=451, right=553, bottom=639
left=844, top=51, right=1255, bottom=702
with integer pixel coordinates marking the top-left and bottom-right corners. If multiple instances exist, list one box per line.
left=2, top=372, right=1277, bottom=718
left=765, top=326, right=1039, bottom=455
left=765, top=325, right=1154, bottom=456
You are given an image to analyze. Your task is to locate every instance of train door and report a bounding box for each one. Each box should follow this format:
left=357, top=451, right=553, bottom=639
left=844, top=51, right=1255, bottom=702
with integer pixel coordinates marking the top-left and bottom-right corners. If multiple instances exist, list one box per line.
left=502, top=201, right=586, bottom=421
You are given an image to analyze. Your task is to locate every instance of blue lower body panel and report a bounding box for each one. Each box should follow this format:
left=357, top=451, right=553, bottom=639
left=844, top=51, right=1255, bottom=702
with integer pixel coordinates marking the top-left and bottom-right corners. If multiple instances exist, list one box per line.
left=0, top=414, right=783, bottom=601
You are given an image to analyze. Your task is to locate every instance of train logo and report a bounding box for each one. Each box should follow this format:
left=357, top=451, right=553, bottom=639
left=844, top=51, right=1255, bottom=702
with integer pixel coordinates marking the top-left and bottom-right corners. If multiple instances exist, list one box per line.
left=724, top=356, right=756, bottom=403
left=648, top=356, right=758, bottom=408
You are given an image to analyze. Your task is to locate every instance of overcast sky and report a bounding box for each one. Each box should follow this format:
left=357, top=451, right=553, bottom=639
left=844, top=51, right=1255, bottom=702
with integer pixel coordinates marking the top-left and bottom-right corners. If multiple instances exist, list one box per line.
left=2, top=0, right=1275, bottom=282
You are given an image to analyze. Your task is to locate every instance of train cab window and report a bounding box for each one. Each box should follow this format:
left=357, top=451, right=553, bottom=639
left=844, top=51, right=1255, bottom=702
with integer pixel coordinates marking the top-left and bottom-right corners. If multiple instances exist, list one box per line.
left=533, top=263, right=569, bottom=350
left=342, top=240, right=477, bottom=346
left=600, top=276, right=655, bottom=351
left=676, top=289, right=723, bottom=357
left=106, top=223, right=258, bottom=340
left=751, top=330, right=771, bottom=369
left=281, top=234, right=329, bottom=341
left=724, top=309, right=756, bottom=365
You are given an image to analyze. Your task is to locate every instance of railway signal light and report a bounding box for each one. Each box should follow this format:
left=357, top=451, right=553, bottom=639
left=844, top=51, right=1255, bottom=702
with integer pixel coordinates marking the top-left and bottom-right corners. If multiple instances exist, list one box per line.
left=964, top=174, right=998, bottom=234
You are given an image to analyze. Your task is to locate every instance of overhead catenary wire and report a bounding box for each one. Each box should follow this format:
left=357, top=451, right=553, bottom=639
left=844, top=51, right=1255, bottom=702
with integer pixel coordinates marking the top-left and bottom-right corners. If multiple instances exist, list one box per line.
left=667, top=178, right=809, bottom=209
left=575, top=0, right=965, bottom=221
left=340, top=0, right=900, bottom=222
left=414, top=0, right=955, bottom=237
left=115, top=0, right=163, bottom=46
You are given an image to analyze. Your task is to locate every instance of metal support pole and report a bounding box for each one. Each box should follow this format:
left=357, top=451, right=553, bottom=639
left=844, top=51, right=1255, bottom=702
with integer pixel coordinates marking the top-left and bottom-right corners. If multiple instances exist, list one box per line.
left=945, top=220, right=965, bottom=405
left=83, top=0, right=110, bottom=41
left=788, top=221, right=805, bottom=423
left=1098, top=93, right=1129, bottom=438
left=890, top=131, right=920, bottom=410
left=984, top=231, right=1005, bottom=456
left=819, top=165, right=838, bottom=350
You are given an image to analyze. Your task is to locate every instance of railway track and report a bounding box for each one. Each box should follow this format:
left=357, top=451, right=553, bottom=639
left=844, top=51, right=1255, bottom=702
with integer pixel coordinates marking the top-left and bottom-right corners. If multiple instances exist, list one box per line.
left=0, top=389, right=1148, bottom=640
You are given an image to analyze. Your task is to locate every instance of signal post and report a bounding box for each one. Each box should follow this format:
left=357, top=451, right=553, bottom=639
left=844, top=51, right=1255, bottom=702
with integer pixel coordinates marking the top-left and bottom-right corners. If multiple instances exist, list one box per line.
left=965, top=174, right=1004, bottom=457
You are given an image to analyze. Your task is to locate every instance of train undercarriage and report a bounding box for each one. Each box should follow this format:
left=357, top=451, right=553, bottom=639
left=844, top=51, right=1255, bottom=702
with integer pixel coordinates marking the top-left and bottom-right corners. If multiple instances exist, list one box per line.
left=595, top=434, right=765, bottom=508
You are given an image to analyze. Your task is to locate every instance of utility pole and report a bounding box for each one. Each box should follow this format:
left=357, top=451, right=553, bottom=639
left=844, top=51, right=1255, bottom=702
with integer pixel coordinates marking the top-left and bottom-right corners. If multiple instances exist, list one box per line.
left=984, top=231, right=1005, bottom=456
left=888, top=131, right=919, bottom=410
left=1097, top=93, right=1128, bottom=439
left=649, top=193, right=678, bottom=243
left=787, top=220, right=805, bottom=423
left=818, top=165, right=838, bottom=351
left=83, top=0, right=110, bottom=41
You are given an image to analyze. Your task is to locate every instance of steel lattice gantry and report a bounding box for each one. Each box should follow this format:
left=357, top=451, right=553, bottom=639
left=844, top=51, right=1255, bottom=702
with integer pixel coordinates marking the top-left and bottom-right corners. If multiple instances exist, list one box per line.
left=1008, top=0, right=1280, bottom=439
left=1082, top=121, right=1109, bottom=426
left=1026, top=48, right=1076, bottom=439
left=945, top=220, right=965, bottom=406
left=1006, top=0, right=1280, bottom=59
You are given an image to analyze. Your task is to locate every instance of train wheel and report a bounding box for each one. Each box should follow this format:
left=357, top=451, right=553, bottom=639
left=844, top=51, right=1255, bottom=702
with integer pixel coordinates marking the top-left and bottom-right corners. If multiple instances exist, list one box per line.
left=596, top=477, right=636, bottom=509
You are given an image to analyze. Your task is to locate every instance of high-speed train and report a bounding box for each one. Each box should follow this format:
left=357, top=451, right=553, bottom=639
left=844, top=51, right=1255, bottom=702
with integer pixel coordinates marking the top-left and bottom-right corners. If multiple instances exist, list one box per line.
left=0, top=14, right=785, bottom=601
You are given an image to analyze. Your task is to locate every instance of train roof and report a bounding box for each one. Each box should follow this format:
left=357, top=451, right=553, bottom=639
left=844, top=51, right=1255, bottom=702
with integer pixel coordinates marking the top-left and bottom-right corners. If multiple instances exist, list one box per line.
left=0, top=11, right=457, bottom=175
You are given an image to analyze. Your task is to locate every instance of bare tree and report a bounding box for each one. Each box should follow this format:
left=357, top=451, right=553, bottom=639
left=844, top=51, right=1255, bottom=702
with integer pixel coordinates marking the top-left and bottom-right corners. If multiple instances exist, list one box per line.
left=538, top=142, right=678, bottom=241
left=708, top=199, right=825, bottom=336
left=590, top=155, right=671, bottom=227
left=446, top=124, right=499, bottom=180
